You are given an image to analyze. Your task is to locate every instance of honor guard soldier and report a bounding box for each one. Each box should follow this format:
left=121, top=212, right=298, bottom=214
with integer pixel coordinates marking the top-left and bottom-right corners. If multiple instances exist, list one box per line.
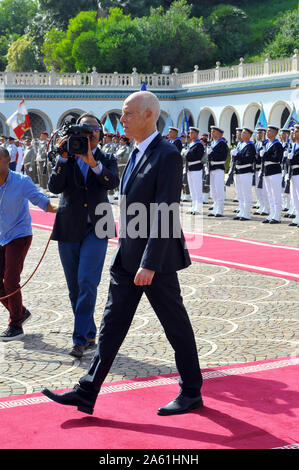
left=285, top=124, right=299, bottom=227
left=185, top=127, right=205, bottom=214
left=280, top=128, right=292, bottom=212
left=180, top=133, right=192, bottom=202
left=254, top=128, right=269, bottom=215
left=22, top=137, right=38, bottom=184
left=207, top=126, right=228, bottom=217
left=232, top=128, right=255, bottom=221
left=284, top=128, right=296, bottom=219
left=259, top=125, right=283, bottom=224
left=168, top=127, right=183, bottom=153
left=229, top=127, right=243, bottom=212
left=200, top=133, right=210, bottom=204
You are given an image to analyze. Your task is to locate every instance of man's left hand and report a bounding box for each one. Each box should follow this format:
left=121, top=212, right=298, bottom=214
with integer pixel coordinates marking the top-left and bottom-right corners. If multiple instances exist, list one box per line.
left=134, top=268, right=155, bottom=286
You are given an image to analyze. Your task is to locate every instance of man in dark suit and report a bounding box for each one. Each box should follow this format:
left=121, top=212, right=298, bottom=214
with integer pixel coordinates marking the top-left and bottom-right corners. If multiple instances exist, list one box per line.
left=47, top=113, right=119, bottom=358
left=42, top=91, right=203, bottom=416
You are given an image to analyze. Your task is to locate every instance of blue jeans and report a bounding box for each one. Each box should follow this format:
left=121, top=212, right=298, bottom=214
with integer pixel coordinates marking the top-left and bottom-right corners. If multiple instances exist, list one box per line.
left=58, top=226, right=108, bottom=346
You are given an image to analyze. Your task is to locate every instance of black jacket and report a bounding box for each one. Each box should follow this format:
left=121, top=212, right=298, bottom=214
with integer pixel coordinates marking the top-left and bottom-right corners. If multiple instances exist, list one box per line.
left=186, top=141, right=205, bottom=171
left=208, top=140, right=228, bottom=171
left=289, top=145, right=299, bottom=176
left=48, top=148, right=119, bottom=242
left=263, top=141, right=283, bottom=176
left=113, top=133, right=191, bottom=274
left=235, top=142, right=255, bottom=174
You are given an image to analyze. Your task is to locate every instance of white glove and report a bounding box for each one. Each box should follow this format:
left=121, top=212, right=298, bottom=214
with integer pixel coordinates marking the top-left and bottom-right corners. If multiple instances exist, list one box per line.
left=288, top=152, right=293, bottom=160
left=207, top=147, right=213, bottom=155
left=231, top=148, right=238, bottom=157
left=260, top=148, right=265, bottom=157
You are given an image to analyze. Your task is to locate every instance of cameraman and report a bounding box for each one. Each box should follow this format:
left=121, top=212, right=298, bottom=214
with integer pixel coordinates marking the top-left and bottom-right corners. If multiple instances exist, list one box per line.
left=48, top=113, right=119, bottom=358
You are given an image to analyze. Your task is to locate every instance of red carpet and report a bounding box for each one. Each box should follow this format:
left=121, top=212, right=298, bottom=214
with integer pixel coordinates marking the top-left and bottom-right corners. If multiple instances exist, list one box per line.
left=0, top=356, right=298, bottom=449
left=30, top=209, right=299, bottom=281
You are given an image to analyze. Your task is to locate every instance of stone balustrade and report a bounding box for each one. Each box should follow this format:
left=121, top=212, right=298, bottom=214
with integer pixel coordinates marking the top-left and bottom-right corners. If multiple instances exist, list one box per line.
left=0, top=51, right=298, bottom=90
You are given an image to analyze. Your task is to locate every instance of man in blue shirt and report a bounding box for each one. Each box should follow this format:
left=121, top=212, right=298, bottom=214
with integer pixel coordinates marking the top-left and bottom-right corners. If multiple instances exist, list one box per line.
left=0, top=146, right=57, bottom=341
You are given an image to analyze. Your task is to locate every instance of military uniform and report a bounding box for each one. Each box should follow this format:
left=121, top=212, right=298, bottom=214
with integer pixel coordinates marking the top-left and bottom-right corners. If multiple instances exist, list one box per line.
left=232, top=129, right=255, bottom=220
left=207, top=126, right=228, bottom=217
left=185, top=127, right=205, bottom=214
left=260, top=126, right=283, bottom=223
left=35, top=138, right=49, bottom=192
left=286, top=125, right=299, bottom=226
left=254, top=130, right=269, bottom=215
left=22, top=142, right=38, bottom=184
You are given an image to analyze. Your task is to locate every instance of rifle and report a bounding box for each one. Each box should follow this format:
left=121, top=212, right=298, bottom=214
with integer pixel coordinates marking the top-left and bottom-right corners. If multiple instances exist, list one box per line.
left=204, top=145, right=211, bottom=185
left=257, top=142, right=267, bottom=189
left=226, top=155, right=235, bottom=186
left=252, top=158, right=256, bottom=186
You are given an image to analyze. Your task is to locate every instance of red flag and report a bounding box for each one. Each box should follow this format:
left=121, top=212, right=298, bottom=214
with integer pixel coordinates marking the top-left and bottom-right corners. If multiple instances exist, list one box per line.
left=6, top=99, right=31, bottom=139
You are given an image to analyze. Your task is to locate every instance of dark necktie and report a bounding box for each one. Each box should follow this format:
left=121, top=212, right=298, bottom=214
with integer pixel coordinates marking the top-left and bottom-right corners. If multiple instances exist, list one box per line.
left=122, top=147, right=138, bottom=191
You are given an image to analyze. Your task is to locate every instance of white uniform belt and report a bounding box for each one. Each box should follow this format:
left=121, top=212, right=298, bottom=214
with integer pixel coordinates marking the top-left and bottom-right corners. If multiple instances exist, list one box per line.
left=188, top=160, right=202, bottom=166
left=292, top=165, right=299, bottom=169
left=235, top=164, right=252, bottom=169
left=264, top=161, right=279, bottom=167
left=255, top=165, right=261, bottom=170
left=210, top=160, right=226, bottom=165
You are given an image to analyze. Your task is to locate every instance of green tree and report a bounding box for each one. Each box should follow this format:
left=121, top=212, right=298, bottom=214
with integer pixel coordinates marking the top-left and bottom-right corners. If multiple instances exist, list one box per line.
left=0, top=0, right=38, bottom=37
left=205, top=4, right=251, bottom=64
left=95, top=8, right=150, bottom=73
left=0, top=36, right=9, bottom=70
left=6, top=33, right=41, bottom=71
left=39, top=0, right=99, bottom=29
left=135, top=0, right=216, bottom=73
left=263, top=10, right=299, bottom=59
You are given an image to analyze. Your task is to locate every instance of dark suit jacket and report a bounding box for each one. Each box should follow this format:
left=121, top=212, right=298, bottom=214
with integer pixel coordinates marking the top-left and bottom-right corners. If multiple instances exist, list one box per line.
left=48, top=148, right=119, bottom=242
left=209, top=140, right=228, bottom=171
left=112, top=133, right=191, bottom=274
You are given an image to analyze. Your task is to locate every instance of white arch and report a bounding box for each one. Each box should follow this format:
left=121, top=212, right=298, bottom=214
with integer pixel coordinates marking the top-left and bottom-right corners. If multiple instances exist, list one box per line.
left=268, top=101, right=291, bottom=127
left=242, top=102, right=261, bottom=130
left=27, top=108, right=53, bottom=135
left=198, top=107, right=216, bottom=133
left=57, top=109, right=86, bottom=128
left=219, top=106, right=240, bottom=144
left=177, top=109, right=194, bottom=132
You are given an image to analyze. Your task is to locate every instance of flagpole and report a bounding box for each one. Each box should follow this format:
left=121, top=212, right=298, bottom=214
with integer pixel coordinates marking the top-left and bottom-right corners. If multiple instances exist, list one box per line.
left=22, top=95, right=34, bottom=140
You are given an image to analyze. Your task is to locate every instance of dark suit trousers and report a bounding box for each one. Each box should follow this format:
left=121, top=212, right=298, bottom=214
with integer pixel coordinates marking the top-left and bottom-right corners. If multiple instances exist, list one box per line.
left=79, top=260, right=203, bottom=400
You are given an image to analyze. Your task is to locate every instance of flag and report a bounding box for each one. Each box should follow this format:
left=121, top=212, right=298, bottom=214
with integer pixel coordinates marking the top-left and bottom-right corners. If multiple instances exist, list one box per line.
left=6, top=99, right=31, bottom=139
left=254, top=105, right=268, bottom=132
left=103, top=114, right=115, bottom=134
left=283, top=105, right=299, bottom=128
left=181, top=109, right=189, bottom=136
left=140, top=81, right=147, bottom=91
left=116, top=118, right=124, bottom=137
left=162, top=115, right=172, bottom=136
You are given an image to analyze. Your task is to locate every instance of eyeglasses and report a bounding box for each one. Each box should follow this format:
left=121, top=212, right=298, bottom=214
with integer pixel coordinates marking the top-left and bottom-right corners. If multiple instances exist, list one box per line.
left=92, top=126, right=101, bottom=132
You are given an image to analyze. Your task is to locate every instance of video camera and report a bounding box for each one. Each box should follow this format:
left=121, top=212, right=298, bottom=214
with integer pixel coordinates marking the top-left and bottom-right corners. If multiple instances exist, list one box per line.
left=55, top=116, right=94, bottom=156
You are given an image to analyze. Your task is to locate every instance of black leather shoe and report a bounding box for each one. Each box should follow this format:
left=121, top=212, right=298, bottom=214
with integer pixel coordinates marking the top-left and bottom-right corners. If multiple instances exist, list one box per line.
left=262, top=219, right=270, bottom=223
left=269, top=219, right=281, bottom=224
left=22, top=309, right=31, bottom=326
left=41, top=386, right=95, bottom=415
left=157, top=393, right=203, bottom=416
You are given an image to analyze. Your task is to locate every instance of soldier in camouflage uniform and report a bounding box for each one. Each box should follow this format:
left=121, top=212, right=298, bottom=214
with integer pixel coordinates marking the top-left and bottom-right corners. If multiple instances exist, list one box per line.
left=22, top=137, right=38, bottom=184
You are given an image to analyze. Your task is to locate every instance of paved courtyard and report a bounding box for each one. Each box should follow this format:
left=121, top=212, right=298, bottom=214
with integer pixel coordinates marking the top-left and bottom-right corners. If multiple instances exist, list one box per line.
left=0, top=188, right=298, bottom=398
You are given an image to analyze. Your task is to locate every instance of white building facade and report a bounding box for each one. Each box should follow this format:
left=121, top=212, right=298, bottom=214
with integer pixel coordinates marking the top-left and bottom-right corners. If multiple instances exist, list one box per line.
left=0, top=51, right=298, bottom=144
